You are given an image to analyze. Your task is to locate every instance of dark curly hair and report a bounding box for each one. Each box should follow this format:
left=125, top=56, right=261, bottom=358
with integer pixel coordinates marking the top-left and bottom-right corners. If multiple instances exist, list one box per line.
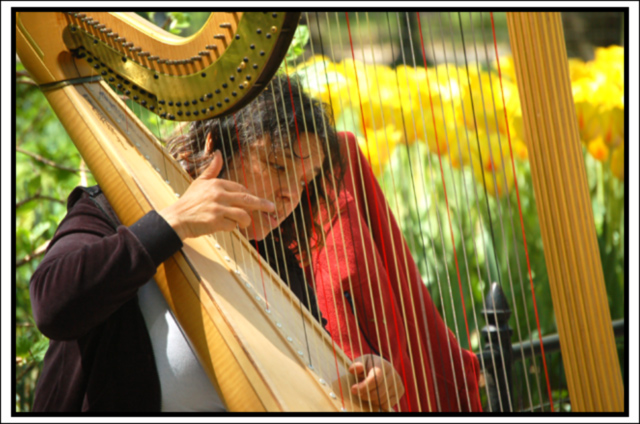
left=167, top=75, right=344, bottom=306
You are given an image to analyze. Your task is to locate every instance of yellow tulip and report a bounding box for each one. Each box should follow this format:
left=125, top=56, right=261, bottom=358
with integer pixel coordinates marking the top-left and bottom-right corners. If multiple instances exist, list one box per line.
left=360, top=76, right=402, bottom=133
left=396, top=66, right=466, bottom=147
left=486, top=166, right=514, bottom=198
left=512, top=139, right=529, bottom=161
left=358, top=125, right=402, bottom=176
left=446, top=130, right=471, bottom=169
left=572, top=77, right=624, bottom=148
left=460, top=71, right=512, bottom=136
left=491, top=55, right=517, bottom=82
left=587, top=137, right=610, bottom=162
left=593, top=45, right=624, bottom=90
left=601, top=104, right=624, bottom=149
left=292, top=55, right=352, bottom=121
left=573, top=87, right=602, bottom=144
left=507, top=106, right=527, bottom=150
left=610, top=143, right=624, bottom=181
left=415, top=116, right=449, bottom=156
left=472, top=158, right=515, bottom=198
left=469, top=131, right=510, bottom=175
left=291, top=54, right=333, bottom=75
left=567, top=58, right=593, bottom=81
left=594, top=45, right=624, bottom=64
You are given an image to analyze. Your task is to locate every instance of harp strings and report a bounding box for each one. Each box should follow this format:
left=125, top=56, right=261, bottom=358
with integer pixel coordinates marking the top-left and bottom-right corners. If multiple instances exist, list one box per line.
left=360, top=11, right=429, bottom=411
left=213, top=94, right=350, bottom=406
left=313, top=10, right=417, bottom=409
left=255, top=90, right=334, bottom=378
left=347, top=11, right=417, bottom=411
left=243, top=104, right=318, bottom=369
left=229, top=113, right=271, bottom=306
left=439, top=11, right=503, bottom=412
left=424, top=10, right=515, bottom=411
left=412, top=11, right=479, bottom=411
left=268, top=73, right=351, bottom=408
left=430, top=15, right=485, bottom=407
left=476, top=11, right=538, bottom=409
left=307, top=11, right=395, bottom=410
left=372, top=11, right=448, bottom=411
left=472, top=12, right=520, bottom=411
left=331, top=11, right=409, bottom=410
left=286, top=55, right=379, bottom=408
left=389, top=10, right=463, bottom=411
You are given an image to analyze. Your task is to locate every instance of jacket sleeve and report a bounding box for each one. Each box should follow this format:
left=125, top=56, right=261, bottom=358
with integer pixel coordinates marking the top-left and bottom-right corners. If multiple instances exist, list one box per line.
left=30, top=188, right=182, bottom=341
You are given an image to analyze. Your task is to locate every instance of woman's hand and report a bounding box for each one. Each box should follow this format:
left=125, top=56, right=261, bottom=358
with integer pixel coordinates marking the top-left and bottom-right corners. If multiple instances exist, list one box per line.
left=349, top=354, right=405, bottom=411
left=159, top=150, right=276, bottom=240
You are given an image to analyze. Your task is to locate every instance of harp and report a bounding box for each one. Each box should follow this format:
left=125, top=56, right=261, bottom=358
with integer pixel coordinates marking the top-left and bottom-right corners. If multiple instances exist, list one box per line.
left=15, top=10, right=624, bottom=412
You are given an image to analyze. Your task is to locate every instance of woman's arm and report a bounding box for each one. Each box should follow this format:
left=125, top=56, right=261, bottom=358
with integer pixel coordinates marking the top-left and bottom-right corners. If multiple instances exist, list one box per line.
left=30, top=190, right=183, bottom=341
left=31, top=153, right=276, bottom=341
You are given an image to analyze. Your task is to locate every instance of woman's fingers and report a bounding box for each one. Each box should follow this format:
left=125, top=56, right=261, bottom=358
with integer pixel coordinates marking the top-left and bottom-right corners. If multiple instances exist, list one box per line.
left=219, top=217, right=239, bottom=232
left=199, top=150, right=224, bottom=180
left=351, top=366, right=386, bottom=398
left=211, top=180, right=275, bottom=213
left=214, top=178, right=251, bottom=194
left=223, top=207, right=253, bottom=229
left=348, top=355, right=405, bottom=409
left=348, top=361, right=367, bottom=377
left=224, top=191, right=275, bottom=213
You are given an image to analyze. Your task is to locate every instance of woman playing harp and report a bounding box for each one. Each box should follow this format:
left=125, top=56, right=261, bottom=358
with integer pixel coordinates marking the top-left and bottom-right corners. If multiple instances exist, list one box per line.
left=29, top=71, right=481, bottom=412
left=29, top=75, right=407, bottom=412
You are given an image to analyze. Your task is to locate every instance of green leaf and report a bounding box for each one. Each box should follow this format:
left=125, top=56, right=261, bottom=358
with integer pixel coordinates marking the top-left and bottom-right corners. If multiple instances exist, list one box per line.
left=31, top=337, right=50, bottom=362
left=286, top=25, right=310, bottom=63
left=167, top=12, right=191, bottom=34
left=26, top=175, right=41, bottom=197
left=15, top=334, right=31, bottom=357
left=30, top=221, right=51, bottom=245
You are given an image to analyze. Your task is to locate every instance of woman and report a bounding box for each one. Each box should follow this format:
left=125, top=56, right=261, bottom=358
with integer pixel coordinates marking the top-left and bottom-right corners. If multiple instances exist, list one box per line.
left=29, top=76, right=404, bottom=412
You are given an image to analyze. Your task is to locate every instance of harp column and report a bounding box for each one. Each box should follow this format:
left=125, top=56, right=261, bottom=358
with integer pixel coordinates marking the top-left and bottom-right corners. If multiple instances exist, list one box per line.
left=506, top=12, right=624, bottom=412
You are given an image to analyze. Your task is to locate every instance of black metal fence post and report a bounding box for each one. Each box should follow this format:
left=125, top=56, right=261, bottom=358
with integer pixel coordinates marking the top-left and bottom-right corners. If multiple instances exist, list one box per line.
left=480, top=282, right=513, bottom=412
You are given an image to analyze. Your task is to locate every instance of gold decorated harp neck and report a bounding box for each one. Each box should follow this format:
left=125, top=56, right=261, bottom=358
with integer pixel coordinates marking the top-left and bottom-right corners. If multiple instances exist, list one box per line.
left=16, top=11, right=301, bottom=121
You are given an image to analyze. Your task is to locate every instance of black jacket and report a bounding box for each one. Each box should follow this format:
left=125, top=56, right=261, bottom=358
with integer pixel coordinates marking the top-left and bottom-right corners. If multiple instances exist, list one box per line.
left=30, top=186, right=182, bottom=411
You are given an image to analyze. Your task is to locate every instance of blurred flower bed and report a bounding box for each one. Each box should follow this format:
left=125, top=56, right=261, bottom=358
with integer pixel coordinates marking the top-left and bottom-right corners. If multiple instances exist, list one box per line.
left=291, top=45, right=624, bottom=187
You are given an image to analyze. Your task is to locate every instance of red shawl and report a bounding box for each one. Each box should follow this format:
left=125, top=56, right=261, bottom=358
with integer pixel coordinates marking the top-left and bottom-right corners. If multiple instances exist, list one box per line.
left=306, top=132, right=482, bottom=412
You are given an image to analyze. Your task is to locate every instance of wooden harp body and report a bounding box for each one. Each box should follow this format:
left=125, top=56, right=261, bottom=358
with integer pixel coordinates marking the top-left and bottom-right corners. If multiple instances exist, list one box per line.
left=17, top=11, right=365, bottom=412
left=15, top=10, right=623, bottom=413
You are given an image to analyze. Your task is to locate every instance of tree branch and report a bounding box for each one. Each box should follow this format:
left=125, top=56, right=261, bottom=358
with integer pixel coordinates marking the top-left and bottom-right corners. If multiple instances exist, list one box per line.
left=161, top=16, right=173, bottom=30
left=16, top=322, right=35, bottom=328
left=16, top=358, right=38, bottom=382
left=16, top=194, right=65, bottom=209
left=16, top=147, right=80, bottom=173
left=16, top=70, right=32, bottom=79
left=17, top=80, right=38, bottom=87
left=16, top=70, right=37, bottom=88
left=16, top=240, right=50, bottom=267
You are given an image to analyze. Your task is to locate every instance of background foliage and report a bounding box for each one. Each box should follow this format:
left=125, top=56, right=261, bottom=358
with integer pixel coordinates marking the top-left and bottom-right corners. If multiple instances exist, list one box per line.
left=14, top=11, right=625, bottom=412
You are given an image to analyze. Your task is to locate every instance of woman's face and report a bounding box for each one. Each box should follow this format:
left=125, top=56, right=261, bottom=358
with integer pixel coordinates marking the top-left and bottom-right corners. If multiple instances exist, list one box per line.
left=225, top=133, right=326, bottom=241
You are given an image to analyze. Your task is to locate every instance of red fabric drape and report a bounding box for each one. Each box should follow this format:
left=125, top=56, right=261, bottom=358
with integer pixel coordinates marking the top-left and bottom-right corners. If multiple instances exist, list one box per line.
left=307, top=132, right=482, bottom=412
